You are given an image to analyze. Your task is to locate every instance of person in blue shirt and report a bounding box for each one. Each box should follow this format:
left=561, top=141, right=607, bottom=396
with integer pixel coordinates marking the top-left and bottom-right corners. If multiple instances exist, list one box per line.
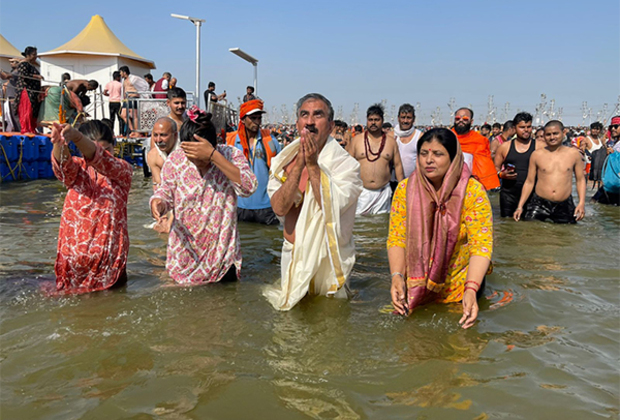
left=227, top=99, right=281, bottom=224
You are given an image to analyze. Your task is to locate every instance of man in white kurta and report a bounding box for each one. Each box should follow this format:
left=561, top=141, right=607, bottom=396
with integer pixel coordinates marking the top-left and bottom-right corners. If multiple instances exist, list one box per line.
left=266, top=93, right=362, bottom=311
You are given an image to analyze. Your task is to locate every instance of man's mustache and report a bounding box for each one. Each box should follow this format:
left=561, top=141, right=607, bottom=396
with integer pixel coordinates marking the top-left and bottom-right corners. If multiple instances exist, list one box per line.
left=304, top=125, right=318, bottom=133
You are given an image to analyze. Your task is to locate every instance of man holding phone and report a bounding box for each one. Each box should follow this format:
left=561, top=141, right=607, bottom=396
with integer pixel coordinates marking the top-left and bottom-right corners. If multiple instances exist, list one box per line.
left=494, top=112, right=543, bottom=218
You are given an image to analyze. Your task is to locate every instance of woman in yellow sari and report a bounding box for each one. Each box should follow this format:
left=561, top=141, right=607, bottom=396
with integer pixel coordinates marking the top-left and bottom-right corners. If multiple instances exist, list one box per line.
left=388, top=128, right=493, bottom=329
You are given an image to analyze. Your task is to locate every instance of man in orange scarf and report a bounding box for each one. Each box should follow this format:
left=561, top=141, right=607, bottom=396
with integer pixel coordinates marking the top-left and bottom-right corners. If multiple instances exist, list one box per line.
left=227, top=99, right=281, bottom=224
left=453, top=107, right=500, bottom=190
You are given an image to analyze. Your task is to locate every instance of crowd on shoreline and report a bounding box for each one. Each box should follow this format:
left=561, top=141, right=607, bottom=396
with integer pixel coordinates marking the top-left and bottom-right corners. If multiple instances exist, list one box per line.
left=10, top=57, right=619, bottom=329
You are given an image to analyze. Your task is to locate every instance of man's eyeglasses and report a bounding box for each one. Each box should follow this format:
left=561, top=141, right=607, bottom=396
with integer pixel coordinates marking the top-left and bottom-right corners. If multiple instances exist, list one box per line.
left=609, top=124, right=619, bottom=130
left=454, top=116, right=471, bottom=122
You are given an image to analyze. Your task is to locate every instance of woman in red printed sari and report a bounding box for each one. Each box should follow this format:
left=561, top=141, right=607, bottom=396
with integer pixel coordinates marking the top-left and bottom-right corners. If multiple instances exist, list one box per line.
left=388, top=128, right=493, bottom=328
left=51, top=121, right=133, bottom=294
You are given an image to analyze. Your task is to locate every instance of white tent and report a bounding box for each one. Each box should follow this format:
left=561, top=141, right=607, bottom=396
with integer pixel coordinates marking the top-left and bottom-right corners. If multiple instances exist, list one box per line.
left=38, top=15, right=156, bottom=119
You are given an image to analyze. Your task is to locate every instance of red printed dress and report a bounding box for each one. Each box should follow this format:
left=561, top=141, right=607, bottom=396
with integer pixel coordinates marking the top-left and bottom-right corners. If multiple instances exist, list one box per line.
left=52, top=145, right=133, bottom=294
left=150, top=145, right=257, bottom=284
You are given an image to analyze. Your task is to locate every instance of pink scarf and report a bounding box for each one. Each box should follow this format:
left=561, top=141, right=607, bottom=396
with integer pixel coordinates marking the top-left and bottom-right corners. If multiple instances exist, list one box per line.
left=404, top=143, right=471, bottom=311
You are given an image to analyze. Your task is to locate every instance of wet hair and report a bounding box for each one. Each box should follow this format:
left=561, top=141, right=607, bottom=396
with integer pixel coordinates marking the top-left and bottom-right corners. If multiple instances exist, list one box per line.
left=544, top=120, right=564, bottom=131
left=167, top=87, right=187, bottom=100
left=398, top=103, right=415, bottom=119
left=88, top=80, right=99, bottom=90
left=296, top=93, right=334, bottom=121
left=113, top=71, right=121, bottom=80
left=456, top=107, right=473, bottom=119
left=481, top=123, right=492, bottom=131
left=513, top=112, right=533, bottom=124
left=590, top=121, right=603, bottom=130
left=78, top=120, right=115, bottom=146
left=417, top=127, right=458, bottom=161
left=503, top=120, right=515, bottom=132
left=22, top=46, right=37, bottom=57
left=334, top=120, right=348, bottom=129
left=179, top=111, right=217, bottom=146
left=208, top=81, right=216, bottom=89
left=119, top=66, right=130, bottom=75
left=382, top=122, right=392, bottom=129
left=367, top=103, right=384, bottom=120
left=101, top=118, right=113, bottom=132
left=61, top=73, right=71, bottom=82
left=492, top=122, right=502, bottom=129
left=247, top=86, right=254, bottom=92
left=354, top=125, right=363, bottom=133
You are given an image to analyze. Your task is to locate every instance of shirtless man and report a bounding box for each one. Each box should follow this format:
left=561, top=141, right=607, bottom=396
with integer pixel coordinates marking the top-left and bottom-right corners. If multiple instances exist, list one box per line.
left=349, top=103, right=404, bottom=215
left=147, top=117, right=179, bottom=233
left=165, top=87, right=187, bottom=130
left=494, top=112, right=542, bottom=217
left=65, top=79, right=99, bottom=108
left=267, top=93, right=362, bottom=310
left=490, top=120, right=515, bottom=158
left=514, top=120, right=586, bottom=224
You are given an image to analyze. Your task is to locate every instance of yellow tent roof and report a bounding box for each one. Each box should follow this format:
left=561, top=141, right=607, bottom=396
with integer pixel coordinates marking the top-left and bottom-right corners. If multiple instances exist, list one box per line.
left=39, top=15, right=155, bottom=69
left=0, top=34, right=22, bottom=59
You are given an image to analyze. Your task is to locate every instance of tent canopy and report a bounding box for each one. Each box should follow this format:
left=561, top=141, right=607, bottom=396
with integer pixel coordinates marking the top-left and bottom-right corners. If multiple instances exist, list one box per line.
left=39, top=15, right=155, bottom=69
left=0, top=34, right=22, bottom=59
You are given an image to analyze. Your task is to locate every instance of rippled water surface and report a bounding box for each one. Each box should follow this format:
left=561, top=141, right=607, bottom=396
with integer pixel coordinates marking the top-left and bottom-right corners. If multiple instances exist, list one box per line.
left=1, top=174, right=619, bottom=419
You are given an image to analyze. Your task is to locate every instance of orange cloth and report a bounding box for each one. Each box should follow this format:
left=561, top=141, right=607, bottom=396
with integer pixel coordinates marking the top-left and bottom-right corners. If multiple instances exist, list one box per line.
left=237, top=99, right=265, bottom=161
left=453, top=130, right=500, bottom=190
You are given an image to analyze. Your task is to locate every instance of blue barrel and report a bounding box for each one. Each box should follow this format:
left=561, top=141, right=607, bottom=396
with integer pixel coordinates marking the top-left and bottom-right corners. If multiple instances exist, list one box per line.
left=21, top=137, right=39, bottom=161
left=36, top=136, right=53, bottom=161
left=37, top=160, right=55, bottom=179
left=0, top=135, right=19, bottom=162
left=22, top=161, right=38, bottom=180
left=0, top=161, right=17, bottom=181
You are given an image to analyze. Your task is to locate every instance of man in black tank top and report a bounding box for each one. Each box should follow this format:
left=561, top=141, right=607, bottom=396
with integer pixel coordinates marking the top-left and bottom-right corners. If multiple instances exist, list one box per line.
left=494, top=112, right=540, bottom=217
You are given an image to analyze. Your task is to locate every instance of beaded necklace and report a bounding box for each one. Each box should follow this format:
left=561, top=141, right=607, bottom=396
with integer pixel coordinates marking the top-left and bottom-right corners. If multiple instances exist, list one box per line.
left=364, top=131, right=386, bottom=162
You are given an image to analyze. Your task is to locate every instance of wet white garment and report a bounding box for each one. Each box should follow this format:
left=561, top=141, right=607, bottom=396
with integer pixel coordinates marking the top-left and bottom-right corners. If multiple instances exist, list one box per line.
left=356, top=183, right=392, bottom=215
left=265, top=136, right=362, bottom=311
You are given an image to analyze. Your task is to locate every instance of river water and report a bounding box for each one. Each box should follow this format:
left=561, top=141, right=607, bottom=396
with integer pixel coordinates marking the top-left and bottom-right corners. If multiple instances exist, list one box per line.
left=1, top=174, right=618, bottom=419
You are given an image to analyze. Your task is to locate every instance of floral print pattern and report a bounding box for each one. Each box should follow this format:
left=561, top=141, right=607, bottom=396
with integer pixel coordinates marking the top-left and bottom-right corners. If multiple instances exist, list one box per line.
left=388, top=177, right=493, bottom=302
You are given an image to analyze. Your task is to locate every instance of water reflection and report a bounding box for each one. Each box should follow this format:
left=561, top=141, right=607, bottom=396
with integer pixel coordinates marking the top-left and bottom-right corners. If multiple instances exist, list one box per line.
left=0, top=176, right=618, bottom=419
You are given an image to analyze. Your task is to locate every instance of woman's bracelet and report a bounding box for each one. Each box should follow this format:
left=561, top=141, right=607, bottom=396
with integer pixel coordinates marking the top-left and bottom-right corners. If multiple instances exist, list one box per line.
left=391, top=272, right=404, bottom=280
left=464, top=280, right=480, bottom=291
left=209, top=148, right=216, bottom=161
left=464, top=286, right=478, bottom=293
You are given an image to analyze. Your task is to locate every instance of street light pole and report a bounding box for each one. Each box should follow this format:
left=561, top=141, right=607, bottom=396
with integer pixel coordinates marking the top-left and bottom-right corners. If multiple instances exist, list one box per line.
left=229, top=48, right=259, bottom=96
left=172, top=14, right=205, bottom=107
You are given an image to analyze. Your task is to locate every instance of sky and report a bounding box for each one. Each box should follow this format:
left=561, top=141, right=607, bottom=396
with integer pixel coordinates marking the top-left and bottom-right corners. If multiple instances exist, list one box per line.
left=1, top=0, right=618, bottom=126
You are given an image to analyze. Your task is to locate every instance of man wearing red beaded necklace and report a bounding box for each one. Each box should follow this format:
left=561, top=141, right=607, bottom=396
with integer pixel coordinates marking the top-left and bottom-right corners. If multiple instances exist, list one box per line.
left=350, top=103, right=404, bottom=215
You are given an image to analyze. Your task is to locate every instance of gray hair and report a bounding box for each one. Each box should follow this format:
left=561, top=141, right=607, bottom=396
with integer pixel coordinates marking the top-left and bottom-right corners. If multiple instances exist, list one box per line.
left=296, top=93, right=334, bottom=122
left=155, top=116, right=178, bottom=133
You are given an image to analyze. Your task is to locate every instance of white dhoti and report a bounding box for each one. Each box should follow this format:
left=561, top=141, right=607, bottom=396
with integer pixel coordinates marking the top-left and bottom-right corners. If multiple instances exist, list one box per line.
left=264, top=136, right=362, bottom=311
left=355, top=184, right=392, bottom=215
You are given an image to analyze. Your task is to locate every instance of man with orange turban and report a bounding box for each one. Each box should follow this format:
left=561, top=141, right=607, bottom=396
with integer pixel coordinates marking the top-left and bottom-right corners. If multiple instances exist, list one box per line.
left=227, top=99, right=281, bottom=224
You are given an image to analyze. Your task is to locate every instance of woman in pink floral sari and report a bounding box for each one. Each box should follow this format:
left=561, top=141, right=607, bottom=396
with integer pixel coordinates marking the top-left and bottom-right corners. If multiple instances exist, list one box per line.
left=150, top=106, right=257, bottom=284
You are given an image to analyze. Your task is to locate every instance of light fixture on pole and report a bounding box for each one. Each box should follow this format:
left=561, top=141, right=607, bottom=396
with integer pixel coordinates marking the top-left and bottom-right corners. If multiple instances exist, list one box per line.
left=171, top=13, right=205, bottom=107
left=229, top=48, right=259, bottom=95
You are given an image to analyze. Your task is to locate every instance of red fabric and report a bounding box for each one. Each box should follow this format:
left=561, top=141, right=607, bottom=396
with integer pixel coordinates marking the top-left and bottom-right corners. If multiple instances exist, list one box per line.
left=51, top=145, right=133, bottom=294
left=153, top=77, right=167, bottom=99
left=453, top=130, right=500, bottom=190
left=18, top=90, right=37, bottom=134
left=404, top=145, right=471, bottom=311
